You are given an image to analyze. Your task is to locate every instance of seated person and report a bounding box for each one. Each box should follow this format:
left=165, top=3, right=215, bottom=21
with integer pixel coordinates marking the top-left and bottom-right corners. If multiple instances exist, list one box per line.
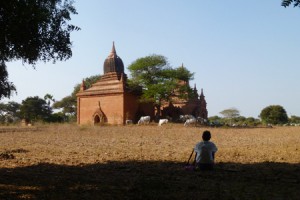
left=194, top=130, right=218, bottom=170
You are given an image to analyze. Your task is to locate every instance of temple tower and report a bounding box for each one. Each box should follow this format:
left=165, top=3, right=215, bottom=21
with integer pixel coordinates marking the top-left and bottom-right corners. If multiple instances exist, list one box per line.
left=76, top=42, right=147, bottom=125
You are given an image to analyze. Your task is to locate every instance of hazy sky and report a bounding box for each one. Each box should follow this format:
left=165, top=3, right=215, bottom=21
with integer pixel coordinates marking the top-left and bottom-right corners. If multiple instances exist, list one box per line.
left=3, top=0, right=300, bottom=118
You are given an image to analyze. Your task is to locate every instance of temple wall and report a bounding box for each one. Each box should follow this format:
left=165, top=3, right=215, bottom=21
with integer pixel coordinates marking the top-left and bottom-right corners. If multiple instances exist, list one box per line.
left=77, top=94, right=124, bottom=125
left=124, top=93, right=139, bottom=123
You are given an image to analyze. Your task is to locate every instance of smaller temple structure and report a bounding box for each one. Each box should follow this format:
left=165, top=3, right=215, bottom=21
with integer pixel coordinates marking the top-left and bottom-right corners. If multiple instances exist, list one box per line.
left=161, top=81, right=208, bottom=121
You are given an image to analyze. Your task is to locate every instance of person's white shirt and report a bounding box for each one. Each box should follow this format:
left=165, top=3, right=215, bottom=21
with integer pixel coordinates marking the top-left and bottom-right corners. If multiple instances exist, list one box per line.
left=194, top=141, right=218, bottom=164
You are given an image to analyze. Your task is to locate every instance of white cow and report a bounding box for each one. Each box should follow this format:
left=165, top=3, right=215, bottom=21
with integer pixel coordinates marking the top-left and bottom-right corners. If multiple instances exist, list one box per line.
left=158, top=119, right=168, bottom=126
left=184, top=118, right=197, bottom=126
left=179, top=114, right=195, bottom=122
left=186, top=115, right=196, bottom=120
left=138, top=116, right=150, bottom=125
left=196, top=117, right=207, bottom=124
left=179, top=115, right=186, bottom=122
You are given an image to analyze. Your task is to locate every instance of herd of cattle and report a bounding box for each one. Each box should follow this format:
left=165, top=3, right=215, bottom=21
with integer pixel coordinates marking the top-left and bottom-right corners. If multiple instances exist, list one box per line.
left=125, top=117, right=300, bottom=127
left=125, top=115, right=208, bottom=127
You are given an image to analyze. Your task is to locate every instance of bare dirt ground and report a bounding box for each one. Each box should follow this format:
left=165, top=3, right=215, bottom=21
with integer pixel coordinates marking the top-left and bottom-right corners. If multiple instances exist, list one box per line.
left=0, top=124, right=299, bottom=199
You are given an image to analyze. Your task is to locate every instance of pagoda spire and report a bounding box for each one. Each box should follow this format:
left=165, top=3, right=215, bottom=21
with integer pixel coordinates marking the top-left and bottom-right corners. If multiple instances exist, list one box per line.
left=193, top=83, right=198, bottom=98
left=199, top=88, right=208, bottom=120
left=111, top=41, right=116, bottom=54
left=80, top=79, right=86, bottom=91
left=108, top=41, right=117, bottom=58
left=200, top=88, right=204, bottom=96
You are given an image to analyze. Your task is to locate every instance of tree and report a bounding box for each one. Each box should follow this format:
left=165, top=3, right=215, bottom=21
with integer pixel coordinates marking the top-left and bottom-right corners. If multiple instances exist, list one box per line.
left=282, top=0, right=300, bottom=7
left=52, top=95, right=76, bottom=118
left=0, top=0, right=79, bottom=99
left=0, top=101, right=21, bottom=124
left=220, top=108, right=240, bottom=119
left=49, top=112, right=67, bottom=123
left=259, top=105, right=288, bottom=125
left=0, top=64, right=16, bottom=99
left=244, top=117, right=261, bottom=126
left=232, top=116, right=246, bottom=124
left=20, top=96, right=52, bottom=122
left=219, top=108, right=240, bottom=125
left=208, top=115, right=223, bottom=125
left=44, top=94, right=55, bottom=106
left=128, top=55, right=194, bottom=116
left=289, top=115, right=300, bottom=124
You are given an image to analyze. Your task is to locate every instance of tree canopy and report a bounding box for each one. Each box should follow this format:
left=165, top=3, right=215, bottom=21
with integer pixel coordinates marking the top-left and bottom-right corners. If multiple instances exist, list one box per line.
left=128, top=55, right=194, bottom=110
left=259, top=105, right=288, bottom=125
left=282, top=0, right=300, bottom=7
left=0, top=64, right=16, bottom=99
left=53, top=95, right=76, bottom=117
left=219, top=108, right=240, bottom=125
left=0, top=0, right=79, bottom=99
left=44, top=93, right=55, bottom=106
left=128, top=55, right=170, bottom=87
left=0, top=101, right=21, bottom=124
left=289, top=115, right=300, bottom=124
left=219, top=108, right=240, bottom=119
left=20, top=96, right=52, bottom=122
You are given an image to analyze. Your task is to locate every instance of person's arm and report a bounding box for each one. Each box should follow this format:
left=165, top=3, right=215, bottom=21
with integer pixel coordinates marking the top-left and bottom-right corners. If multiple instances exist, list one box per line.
left=212, top=143, right=218, bottom=161
left=193, top=152, right=197, bottom=165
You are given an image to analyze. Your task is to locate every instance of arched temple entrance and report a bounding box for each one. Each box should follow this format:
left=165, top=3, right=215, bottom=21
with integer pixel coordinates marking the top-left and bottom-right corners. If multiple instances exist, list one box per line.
left=93, top=112, right=106, bottom=125
left=92, top=101, right=107, bottom=125
left=94, top=115, right=101, bottom=124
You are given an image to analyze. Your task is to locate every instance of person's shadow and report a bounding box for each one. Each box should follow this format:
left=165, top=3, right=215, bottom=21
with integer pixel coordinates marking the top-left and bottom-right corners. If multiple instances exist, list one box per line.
left=0, top=160, right=300, bottom=200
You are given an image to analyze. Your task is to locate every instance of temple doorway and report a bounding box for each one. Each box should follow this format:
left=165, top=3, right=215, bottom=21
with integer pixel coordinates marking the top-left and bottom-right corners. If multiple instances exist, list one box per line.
left=94, top=115, right=101, bottom=125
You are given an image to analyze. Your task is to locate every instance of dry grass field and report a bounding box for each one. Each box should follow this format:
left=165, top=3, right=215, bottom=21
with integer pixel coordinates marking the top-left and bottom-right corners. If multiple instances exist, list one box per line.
left=0, top=124, right=299, bottom=199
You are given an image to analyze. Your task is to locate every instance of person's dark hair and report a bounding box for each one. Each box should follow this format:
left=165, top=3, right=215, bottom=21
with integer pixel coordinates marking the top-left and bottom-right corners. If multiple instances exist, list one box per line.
left=202, top=130, right=211, bottom=141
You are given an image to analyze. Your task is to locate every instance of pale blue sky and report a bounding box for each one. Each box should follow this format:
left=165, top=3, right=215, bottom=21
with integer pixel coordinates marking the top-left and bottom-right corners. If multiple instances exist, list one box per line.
left=3, top=0, right=300, bottom=118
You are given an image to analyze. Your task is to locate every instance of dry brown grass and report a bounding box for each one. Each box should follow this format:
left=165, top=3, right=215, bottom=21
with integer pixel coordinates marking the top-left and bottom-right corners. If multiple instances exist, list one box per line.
left=0, top=124, right=299, bottom=199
